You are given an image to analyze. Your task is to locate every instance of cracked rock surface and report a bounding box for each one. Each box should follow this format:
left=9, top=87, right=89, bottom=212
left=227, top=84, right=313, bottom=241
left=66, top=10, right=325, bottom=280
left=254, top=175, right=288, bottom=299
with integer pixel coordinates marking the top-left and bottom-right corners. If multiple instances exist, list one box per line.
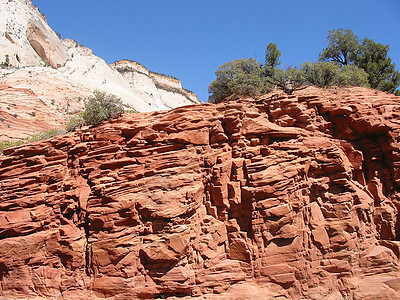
left=1, top=87, right=400, bottom=299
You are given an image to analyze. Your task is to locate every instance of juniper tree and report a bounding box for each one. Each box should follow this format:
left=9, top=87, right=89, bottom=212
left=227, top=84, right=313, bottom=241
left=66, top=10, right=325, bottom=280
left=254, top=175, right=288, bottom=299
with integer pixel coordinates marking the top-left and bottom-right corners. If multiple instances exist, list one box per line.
left=319, top=28, right=359, bottom=66
left=319, top=28, right=400, bottom=93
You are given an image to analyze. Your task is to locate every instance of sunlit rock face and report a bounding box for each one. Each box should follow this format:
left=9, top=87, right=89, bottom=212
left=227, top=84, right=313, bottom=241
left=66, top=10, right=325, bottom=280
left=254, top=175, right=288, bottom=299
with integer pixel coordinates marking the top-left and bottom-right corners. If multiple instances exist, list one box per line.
left=0, top=0, right=200, bottom=141
left=0, top=87, right=400, bottom=299
left=0, top=0, right=68, bottom=68
left=111, top=60, right=199, bottom=110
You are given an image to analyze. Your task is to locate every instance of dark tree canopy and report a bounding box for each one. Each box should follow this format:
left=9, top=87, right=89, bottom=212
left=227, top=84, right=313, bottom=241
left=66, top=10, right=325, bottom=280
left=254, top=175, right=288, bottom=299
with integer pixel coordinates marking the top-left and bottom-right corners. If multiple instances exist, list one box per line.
left=319, top=28, right=359, bottom=66
left=265, top=43, right=281, bottom=68
left=319, top=29, right=400, bottom=94
left=356, top=38, right=400, bottom=93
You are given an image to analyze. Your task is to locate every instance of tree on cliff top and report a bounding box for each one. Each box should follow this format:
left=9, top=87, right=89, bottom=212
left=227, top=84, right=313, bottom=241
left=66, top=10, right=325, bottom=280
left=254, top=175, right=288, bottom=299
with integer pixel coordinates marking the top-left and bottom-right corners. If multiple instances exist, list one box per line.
left=208, top=58, right=270, bottom=103
left=265, top=67, right=308, bottom=95
left=319, top=28, right=400, bottom=94
left=319, top=28, right=359, bottom=66
left=265, top=43, right=281, bottom=69
left=263, top=42, right=282, bottom=79
left=356, top=38, right=400, bottom=93
left=208, top=30, right=399, bottom=102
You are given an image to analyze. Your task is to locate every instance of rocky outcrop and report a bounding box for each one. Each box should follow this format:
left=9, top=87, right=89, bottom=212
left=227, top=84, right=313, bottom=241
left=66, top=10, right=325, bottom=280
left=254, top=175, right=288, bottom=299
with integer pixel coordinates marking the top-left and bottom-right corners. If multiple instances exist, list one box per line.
left=0, top=0, right=68, bottom=68
left=0, top=0, right=199, bottom=136
left=111, top=60, right=199, bottom=109
left=0, top=87, right=400, bottom=299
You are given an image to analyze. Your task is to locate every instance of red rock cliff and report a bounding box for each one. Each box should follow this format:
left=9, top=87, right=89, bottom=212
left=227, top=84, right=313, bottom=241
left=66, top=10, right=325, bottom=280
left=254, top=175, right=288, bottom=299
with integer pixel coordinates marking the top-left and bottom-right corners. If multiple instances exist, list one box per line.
left=1, top=87, right=400, bottom=299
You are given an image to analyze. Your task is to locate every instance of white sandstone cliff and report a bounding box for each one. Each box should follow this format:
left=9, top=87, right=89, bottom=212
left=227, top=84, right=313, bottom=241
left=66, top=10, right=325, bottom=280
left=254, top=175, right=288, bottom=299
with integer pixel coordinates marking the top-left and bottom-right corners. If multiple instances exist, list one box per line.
left=0, top=0, right=199, bottom=114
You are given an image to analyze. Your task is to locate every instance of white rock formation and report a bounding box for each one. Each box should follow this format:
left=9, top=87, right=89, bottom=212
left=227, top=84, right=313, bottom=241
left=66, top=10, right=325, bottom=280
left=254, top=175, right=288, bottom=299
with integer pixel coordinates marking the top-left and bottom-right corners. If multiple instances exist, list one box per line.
left=0, top=0, right=68, bottom=68
left=0, top=0, right=199, bottom=113
left=111, top=60, right=199, bottom=110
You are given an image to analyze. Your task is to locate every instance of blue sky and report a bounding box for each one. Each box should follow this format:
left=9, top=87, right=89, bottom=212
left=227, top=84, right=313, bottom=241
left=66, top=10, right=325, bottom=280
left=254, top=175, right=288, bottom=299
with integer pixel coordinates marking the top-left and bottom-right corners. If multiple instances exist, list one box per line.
left=32, top=0, right=400, bottom=102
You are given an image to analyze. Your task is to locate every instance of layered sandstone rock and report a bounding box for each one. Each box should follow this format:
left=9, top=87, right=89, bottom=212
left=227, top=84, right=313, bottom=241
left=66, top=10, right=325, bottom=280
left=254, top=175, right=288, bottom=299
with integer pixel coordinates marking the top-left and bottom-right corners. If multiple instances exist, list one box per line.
left=0, top=67, right=91, bottom=142
left=0, top=0, right=200, bottom=137
left=111, top=60, right=199, bottom=109
left=0, top=87, right=400, bottom=299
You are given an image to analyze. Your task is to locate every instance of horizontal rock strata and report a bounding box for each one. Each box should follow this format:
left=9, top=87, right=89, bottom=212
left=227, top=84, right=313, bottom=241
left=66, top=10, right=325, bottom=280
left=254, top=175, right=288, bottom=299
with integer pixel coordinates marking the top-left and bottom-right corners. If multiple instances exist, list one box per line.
left=0, top=0, right=200, bottom=141
left=0, top=87, right=400, bottom=299
left=0, top=68, right=90, bottom=141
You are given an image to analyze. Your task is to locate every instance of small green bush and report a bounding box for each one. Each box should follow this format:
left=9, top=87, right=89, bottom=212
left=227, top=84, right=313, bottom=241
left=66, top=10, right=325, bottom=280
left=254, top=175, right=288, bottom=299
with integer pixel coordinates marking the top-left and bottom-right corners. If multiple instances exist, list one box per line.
left=82, top=90, right=123, bottom=126
left=338, top=65, right=370, bottom=87
left=302, top=61, right=340, bottom=87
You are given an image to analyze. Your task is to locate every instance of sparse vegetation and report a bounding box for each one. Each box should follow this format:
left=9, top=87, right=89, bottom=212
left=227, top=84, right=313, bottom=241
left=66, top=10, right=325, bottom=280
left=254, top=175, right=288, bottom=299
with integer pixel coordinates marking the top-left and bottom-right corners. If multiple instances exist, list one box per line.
left=0, top=128, right=64, bottom=155
left=0, top=140, right=24, bottom=153
left=183, top=88, right=195, bottom=94
left=208, top=29, right=400, bottom=102
left=81, top=90, right=124, bottom=126
left=1, top=91, right=126, bottom=153
left=66, top=114, right=84, bottom=132
left=150, top=71, right=179, bottom=81
left=154, top=82, right=198, bottom=103
left=65, top=91, right=137, bottom=132
left=0, top=54, right=10, bottom=67
left=28, top=128, right=61, bottom=142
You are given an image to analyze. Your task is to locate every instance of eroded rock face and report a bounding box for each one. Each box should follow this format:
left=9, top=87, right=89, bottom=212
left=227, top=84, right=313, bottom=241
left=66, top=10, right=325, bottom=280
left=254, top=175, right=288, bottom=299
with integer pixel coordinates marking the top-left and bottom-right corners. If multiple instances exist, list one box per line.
left=0, top=0, right=200, bottom=125
left=0, top=68, right=91, bottom=142
left=111, top=60, right=199, bottom=109
left=1, top=87, right=400, bottom=299
left=26, top=22, right=68, bottom=68
left=0, top=0, right=68, bottom=68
